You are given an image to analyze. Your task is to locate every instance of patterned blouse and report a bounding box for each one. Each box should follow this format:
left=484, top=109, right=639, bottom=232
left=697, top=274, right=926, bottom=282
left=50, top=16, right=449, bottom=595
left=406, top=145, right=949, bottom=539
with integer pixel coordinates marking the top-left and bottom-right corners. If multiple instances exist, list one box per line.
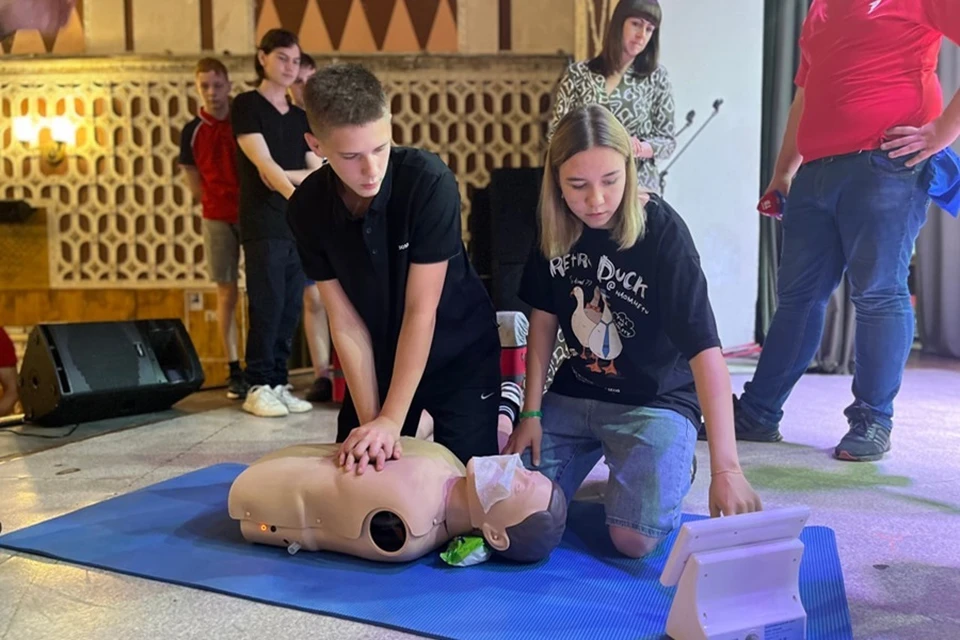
left=548, top=61, right=677, bottom=193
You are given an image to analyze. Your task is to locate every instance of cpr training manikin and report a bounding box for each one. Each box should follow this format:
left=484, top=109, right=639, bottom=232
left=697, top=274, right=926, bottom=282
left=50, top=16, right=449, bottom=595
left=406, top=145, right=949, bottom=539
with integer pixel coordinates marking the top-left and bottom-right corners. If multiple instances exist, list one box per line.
left=227, top=437, right=567, bottom=564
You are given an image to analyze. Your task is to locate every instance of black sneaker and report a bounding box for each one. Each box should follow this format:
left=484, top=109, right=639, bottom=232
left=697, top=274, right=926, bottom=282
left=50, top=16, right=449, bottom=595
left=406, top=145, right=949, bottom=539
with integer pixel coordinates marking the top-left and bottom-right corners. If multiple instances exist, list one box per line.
left=698, top=395, right=783, bottom=442
left=733, top=395, right=783, bottom=442
left=226, top=372, right=249, bottom=400
left=834, top=407, right=891, bottom=462
left=305, top=376, right=333, bottom=403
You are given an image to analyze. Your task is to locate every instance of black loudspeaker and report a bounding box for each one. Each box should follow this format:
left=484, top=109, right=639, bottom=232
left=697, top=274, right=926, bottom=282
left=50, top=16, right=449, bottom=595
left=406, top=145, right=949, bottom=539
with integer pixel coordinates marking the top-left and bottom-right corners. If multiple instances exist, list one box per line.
left=467, top=185, right=493, bottom=298
left=489, top=167, right=543, bottom=313
left=0, top=200, right=34, bottom=223
left=19, top=319, right=205, bottom=427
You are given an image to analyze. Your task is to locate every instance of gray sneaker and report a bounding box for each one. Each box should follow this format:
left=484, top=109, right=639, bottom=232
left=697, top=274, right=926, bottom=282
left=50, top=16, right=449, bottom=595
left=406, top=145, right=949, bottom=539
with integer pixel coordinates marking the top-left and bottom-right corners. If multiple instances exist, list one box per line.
left=835, top=407, right=891, bottom=462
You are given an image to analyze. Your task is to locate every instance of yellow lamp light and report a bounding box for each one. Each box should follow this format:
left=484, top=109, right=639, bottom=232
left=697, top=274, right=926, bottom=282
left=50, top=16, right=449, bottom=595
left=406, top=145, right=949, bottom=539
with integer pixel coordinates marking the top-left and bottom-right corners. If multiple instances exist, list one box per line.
left=12, top=116, right=37, bottom=145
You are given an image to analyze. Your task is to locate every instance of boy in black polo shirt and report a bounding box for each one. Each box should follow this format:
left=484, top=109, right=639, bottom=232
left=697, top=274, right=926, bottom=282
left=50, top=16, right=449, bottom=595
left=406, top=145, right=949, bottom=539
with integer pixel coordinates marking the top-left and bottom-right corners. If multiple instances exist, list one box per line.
left=287, top=63, right=501, bottom=471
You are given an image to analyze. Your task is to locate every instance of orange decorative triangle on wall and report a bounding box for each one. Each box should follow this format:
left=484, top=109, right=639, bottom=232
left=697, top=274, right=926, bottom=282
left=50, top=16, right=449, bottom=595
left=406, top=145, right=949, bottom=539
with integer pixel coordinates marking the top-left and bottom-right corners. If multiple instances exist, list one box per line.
left=381, top=0, right=419, bottom=52
left=256, top=0, right=283, bottom=44
left=9, top=29, right=47, bottom=55
left=339, top=0, right=377, bottom=52
left=426, top=0, right=456, bottom=52
left=51, top=6, right=85, bottom=54
left=299, top=0, right=334, bottom=52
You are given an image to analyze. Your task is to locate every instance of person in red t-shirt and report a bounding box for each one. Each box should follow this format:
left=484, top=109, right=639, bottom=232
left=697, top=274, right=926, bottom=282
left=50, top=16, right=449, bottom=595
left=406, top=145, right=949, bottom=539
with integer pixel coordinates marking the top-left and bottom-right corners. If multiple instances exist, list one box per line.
left=180, top=57, right=249, bottom=401
left=732, top=0, right=960, bottom=462
left=0, top=327, right=19, bottom=417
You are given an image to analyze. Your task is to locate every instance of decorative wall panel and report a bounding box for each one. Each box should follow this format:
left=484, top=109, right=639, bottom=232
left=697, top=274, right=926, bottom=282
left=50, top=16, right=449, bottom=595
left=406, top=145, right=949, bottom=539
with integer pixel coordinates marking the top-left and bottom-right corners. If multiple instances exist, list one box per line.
left=0, top=54, right=565, bottom=289
left=255, top=0, right=457, bottom=53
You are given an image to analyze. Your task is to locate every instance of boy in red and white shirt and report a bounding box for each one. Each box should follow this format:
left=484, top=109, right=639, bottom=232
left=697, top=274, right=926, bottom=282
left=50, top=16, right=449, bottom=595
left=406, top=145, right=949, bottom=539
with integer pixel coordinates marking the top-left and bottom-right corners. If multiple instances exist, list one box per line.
left=179, top=57, right=248, bottom=400
left=733, top=0, right=960, bottom=461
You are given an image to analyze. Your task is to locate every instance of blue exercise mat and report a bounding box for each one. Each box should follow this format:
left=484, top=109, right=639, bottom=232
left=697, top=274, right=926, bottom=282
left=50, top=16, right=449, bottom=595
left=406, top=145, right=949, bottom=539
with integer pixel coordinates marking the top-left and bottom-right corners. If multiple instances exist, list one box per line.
left=0, top=464, right=853, bottom=640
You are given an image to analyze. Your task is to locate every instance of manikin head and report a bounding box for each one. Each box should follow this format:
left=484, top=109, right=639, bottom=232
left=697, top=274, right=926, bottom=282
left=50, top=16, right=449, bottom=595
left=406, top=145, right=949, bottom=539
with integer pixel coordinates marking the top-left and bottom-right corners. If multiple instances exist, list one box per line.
left=465, top=456, right=567, bottom=563
left=539, top=104, right=646, bottom=259
left=193, top=57, right=231, bottom=117
left=301, top=63, right=392, bottom=203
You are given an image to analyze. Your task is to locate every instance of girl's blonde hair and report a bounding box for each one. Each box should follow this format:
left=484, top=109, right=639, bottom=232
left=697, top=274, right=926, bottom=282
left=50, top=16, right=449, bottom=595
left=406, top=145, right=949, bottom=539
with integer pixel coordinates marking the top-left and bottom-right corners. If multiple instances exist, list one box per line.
left=539, top=104, right=645, bottom=258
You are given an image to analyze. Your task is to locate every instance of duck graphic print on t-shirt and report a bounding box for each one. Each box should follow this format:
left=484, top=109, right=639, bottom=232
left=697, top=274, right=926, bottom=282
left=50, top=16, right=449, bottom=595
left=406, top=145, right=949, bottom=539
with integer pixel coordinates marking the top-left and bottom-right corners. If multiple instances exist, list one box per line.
left=518, top=197, right=722, bottom=425
left=569, top=282, right=636, bottom=376
left=550, top=247, right=649, bottom=392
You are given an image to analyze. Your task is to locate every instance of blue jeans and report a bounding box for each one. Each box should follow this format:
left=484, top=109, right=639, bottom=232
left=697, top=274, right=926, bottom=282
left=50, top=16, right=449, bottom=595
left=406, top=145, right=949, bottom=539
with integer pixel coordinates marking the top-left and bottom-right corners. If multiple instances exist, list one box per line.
left=522, top=392, right=697, bottom=539
left=742, top=150, right=930, bottom=430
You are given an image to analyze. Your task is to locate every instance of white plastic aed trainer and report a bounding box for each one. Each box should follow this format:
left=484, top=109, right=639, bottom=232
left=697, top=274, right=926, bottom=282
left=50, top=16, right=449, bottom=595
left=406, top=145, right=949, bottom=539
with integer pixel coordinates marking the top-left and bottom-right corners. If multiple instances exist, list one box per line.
left=659, top=506, right=811, bottom=640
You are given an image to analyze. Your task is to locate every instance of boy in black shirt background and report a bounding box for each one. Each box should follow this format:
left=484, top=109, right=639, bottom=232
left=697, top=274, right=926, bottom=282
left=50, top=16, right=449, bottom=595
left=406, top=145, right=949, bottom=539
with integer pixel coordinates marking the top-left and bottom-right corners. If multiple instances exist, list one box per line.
left=287, top=63, right=501, bottom=471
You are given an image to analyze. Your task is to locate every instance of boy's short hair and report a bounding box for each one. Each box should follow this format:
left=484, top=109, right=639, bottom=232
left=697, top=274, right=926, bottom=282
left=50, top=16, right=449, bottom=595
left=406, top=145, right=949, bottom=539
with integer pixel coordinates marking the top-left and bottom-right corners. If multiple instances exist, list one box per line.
left=302, top=63, right=388, bottom=136
left=299, top=52, right=317, bottom=71
left=195, top=57, right=229, bottom=79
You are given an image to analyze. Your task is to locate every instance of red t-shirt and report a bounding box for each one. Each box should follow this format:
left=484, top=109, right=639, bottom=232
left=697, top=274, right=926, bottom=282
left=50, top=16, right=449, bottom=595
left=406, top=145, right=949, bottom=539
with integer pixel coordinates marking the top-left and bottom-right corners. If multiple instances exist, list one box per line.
left=795, top=0, right=960, bottom=163
left=0, top=328, right=16, bottom=369
left=179, top=108, right=240, bottom=223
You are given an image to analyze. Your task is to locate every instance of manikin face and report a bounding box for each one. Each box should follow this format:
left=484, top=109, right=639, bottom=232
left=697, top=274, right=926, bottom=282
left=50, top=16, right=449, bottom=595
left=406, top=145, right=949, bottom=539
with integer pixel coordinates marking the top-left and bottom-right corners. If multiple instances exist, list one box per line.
left=557, top=145, right=627, bottom=231
left=288, top=65, right=315, bottom=108
left=258, top=44, right=300, bottom=88
left=307, top=114, right=392, bottom=203
left=464, top=458, right=555, bottom=553
left=622, top=16, right=656, bottom=60
left=195, top=71, right=231, bottom=116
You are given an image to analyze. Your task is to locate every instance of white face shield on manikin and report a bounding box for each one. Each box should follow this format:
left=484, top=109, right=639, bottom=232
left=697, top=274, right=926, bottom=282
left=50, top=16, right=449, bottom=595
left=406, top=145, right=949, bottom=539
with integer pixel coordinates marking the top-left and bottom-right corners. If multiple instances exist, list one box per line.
left=470, top=453, right=523, bottom=514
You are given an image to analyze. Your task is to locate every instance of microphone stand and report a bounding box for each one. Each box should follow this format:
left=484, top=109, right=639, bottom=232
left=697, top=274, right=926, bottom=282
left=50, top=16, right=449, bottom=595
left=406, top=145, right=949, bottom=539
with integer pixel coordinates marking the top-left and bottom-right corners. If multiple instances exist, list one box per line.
left=659, top=99, right=723, bottom=195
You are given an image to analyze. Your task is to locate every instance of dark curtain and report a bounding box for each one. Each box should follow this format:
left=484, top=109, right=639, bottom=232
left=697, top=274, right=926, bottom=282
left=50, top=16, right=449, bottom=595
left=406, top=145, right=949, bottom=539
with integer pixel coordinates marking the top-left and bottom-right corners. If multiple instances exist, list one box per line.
left=916, top=40, right=960, bottom=359
left=757, top=0, right=809, bottom=344
left=758, top=0, right=856, bottom=373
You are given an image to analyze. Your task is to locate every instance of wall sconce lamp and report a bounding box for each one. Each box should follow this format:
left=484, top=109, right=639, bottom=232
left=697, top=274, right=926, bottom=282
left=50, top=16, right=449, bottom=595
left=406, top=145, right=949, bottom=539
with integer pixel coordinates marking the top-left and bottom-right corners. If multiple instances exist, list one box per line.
left=13, top=115, right=76, bottom=166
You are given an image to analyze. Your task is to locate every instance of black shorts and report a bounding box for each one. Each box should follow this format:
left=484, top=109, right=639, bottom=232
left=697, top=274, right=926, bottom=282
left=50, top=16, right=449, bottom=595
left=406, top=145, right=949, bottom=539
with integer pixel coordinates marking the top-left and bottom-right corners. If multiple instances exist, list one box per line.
left=337, top=335, right=501, bottom=464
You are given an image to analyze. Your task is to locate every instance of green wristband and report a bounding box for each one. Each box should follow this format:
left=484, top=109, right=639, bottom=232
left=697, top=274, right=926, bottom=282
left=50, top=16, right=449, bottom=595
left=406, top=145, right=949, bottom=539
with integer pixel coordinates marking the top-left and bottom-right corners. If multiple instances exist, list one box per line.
left=519, top=410, right=542, bottom=420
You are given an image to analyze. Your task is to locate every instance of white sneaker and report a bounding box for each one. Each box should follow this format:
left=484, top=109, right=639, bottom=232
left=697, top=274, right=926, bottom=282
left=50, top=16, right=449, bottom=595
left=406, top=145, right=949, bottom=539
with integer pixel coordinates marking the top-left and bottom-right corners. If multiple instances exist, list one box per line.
left=273, top=384, right=313, bottom=413
left=242, top=385, right=289, bottom=417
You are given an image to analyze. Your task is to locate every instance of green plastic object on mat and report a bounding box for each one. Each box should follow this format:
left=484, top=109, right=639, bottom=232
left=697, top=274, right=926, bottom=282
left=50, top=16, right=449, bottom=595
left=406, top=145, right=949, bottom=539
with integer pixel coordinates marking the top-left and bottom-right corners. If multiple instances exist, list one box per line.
left=440, top=535, right=492, bottom=567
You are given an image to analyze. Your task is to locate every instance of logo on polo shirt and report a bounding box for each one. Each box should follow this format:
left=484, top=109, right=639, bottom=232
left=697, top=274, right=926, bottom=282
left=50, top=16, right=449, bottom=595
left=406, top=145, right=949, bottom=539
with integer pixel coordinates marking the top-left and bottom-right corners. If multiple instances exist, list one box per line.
left=398, top=242, right=409, bottom=251
left=867, top=0, right=882, bottom=14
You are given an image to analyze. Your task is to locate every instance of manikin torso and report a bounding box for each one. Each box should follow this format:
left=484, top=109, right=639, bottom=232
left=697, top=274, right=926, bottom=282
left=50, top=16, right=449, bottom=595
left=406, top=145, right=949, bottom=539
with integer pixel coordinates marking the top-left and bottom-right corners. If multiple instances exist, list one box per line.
left=228, top=438, right=470, bottom=562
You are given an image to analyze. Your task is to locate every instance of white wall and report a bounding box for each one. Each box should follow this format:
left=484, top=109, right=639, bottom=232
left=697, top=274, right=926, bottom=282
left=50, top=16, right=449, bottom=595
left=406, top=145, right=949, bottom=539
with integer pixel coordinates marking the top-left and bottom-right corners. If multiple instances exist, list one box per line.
left=658, top=0, right=764, bottom=349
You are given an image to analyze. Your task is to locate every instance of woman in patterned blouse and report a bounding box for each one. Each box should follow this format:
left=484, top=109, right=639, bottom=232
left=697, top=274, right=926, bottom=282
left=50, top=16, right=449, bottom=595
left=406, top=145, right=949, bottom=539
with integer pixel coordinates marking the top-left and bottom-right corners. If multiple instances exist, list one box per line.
left=549, top=0, right=675, bottom=193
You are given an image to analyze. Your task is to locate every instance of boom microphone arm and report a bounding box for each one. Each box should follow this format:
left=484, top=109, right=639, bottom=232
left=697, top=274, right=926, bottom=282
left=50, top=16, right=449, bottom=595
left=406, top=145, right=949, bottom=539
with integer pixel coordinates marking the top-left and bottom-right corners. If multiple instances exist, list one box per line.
left=674, top=109, right=696, bottom=138
left=659, top=98, right=724, bottom=195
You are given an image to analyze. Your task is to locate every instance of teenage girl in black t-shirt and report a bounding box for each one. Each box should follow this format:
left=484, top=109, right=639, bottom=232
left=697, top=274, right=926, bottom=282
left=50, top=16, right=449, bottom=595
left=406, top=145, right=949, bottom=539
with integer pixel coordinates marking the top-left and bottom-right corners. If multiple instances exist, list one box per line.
left=503, top=104, right=762, bottom=558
